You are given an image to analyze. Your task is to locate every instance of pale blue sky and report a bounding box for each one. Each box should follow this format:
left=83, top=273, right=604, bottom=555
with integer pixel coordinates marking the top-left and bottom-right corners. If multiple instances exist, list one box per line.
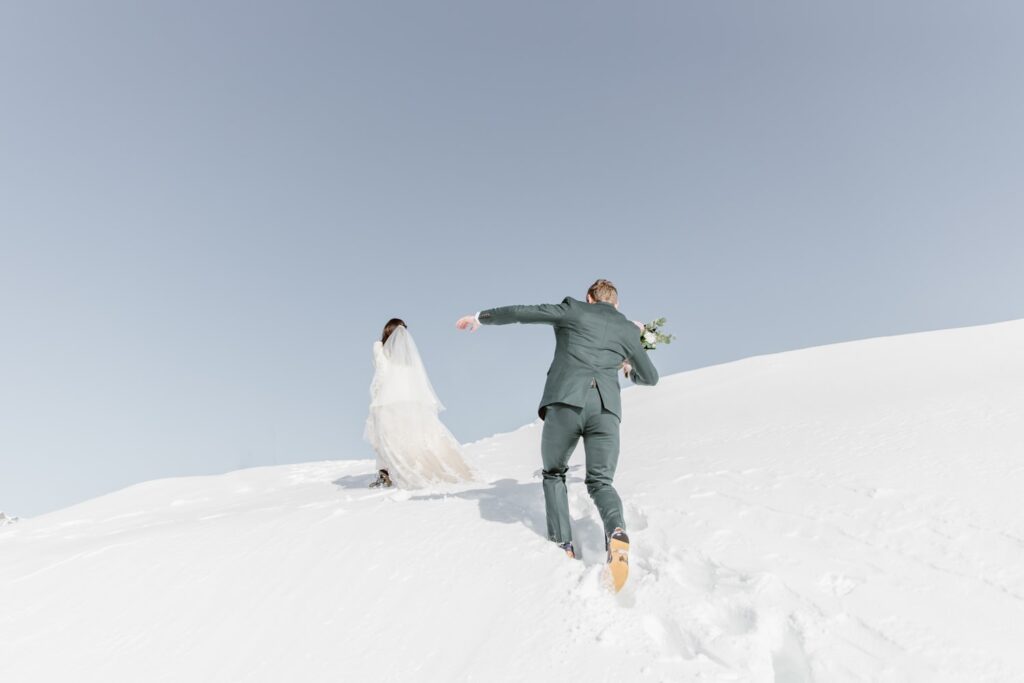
left=2, top=1, right=1022, bottom=517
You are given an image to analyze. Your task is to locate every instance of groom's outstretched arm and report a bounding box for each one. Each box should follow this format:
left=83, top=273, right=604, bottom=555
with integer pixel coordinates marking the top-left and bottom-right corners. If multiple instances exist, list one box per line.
left=480, top=300, right=570, bottom=326
left=456, top=299, right=570, bottom=331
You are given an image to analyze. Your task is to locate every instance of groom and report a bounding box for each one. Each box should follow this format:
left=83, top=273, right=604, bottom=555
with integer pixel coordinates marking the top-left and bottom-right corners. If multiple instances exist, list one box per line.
left=456, top=279, right=658, bottom=591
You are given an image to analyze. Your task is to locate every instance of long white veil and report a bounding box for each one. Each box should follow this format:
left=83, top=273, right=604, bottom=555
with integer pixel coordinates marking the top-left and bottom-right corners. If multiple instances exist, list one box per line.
left=365, top=325, right=473, bottom=488
left=371, top=326, right=444, bottom=412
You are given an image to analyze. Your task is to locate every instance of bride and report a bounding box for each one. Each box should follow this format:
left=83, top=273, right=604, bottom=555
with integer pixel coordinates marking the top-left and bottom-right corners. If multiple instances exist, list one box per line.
left=364, top=318, right=474, bottom=489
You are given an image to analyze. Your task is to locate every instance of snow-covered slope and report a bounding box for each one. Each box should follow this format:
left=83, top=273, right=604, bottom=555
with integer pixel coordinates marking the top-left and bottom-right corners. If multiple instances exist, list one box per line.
left=2, top=321, right=1023, bottom=682
left=0, top=512, right=17, bottom=526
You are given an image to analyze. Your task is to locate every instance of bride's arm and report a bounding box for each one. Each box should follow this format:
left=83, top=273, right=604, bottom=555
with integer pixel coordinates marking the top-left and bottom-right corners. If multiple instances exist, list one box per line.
left=372, top=340, right=385, bottom=368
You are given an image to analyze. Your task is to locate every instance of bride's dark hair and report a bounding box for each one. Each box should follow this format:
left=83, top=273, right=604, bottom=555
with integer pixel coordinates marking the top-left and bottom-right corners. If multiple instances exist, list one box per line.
left=381, top=318, right=407, bottom=344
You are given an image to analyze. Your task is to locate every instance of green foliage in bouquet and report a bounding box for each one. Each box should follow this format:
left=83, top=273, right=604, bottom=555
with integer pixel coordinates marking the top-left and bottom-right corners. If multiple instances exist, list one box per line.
left=640, top=318, right=674, bottom=351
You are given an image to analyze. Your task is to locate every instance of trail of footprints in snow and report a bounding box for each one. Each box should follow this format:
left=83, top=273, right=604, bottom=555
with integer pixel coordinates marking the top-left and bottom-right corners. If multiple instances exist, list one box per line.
left=562, top=488, right=818, bottom=680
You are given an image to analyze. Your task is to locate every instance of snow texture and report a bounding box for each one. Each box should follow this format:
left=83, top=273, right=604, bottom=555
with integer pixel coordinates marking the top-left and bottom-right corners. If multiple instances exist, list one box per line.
left=0, top=512, right=17, bottom=526
left=1, top=320, right=1023, bottom=682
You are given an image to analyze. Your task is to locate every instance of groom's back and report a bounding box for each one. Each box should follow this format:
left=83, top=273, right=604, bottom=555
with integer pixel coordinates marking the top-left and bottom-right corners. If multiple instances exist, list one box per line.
left=537, top=297, right=652, bottom=419
left=552, top=297, right=637, bottom=374
left=476, top=294, right=656, bottom=419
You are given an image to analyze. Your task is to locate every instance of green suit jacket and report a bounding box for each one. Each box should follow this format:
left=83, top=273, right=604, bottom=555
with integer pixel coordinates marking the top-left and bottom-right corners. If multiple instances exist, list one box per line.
left=479, top=297, right=659, bottom=420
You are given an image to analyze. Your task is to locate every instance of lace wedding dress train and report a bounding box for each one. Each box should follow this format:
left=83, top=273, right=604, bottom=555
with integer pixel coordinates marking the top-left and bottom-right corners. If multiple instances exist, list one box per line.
left=363, top=327, right=473, bottom=488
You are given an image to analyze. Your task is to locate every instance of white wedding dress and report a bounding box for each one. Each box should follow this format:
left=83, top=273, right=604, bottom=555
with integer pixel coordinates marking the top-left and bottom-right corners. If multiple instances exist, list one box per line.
left=363, top=326, right=473, bottom=488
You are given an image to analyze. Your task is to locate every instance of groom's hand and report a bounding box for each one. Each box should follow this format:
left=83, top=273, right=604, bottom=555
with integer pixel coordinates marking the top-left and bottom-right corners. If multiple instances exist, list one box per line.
left=455, top=314, right=480, bottom=332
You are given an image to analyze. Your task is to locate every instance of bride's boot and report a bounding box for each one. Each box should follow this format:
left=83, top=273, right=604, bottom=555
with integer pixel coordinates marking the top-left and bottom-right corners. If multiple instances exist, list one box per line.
left=369, top=469, right=393, bottom=488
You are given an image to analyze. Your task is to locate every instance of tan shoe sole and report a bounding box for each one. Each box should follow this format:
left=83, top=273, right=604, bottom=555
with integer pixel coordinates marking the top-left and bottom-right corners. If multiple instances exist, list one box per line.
left=607, top=536, right=630, bottom=592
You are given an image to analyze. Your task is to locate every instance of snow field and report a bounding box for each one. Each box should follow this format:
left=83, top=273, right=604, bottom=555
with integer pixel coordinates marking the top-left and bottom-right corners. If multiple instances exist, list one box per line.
left=2, top=320, right=1023, bottom=681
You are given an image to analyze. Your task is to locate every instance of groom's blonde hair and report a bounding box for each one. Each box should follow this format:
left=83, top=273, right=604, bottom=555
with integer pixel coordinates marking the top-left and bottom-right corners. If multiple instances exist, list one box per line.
left=587, top=279, right=618, bottom=305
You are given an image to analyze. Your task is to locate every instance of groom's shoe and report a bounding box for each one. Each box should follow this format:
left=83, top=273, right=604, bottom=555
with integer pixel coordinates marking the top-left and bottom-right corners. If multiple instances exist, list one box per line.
left=368, top=469, right=393, bottom=489
left=606, top=528, right=630, bottom=592
left=557, top=541, right=576, bottom=560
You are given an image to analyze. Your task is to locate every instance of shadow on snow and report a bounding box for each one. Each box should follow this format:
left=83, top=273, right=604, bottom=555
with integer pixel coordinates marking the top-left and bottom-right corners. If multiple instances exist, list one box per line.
left=407, top=466, right=608, bottom=565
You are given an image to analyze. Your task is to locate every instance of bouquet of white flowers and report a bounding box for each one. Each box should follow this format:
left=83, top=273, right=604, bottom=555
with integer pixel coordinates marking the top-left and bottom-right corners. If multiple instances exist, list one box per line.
left=637, top=317, right=674, bottom=350
left=623, top=317, right=673, bottom=378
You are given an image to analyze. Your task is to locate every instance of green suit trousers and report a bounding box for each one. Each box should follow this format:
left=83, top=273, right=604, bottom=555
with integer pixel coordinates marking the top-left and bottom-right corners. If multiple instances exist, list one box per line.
left=541, top=385, right=624, bottom=544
